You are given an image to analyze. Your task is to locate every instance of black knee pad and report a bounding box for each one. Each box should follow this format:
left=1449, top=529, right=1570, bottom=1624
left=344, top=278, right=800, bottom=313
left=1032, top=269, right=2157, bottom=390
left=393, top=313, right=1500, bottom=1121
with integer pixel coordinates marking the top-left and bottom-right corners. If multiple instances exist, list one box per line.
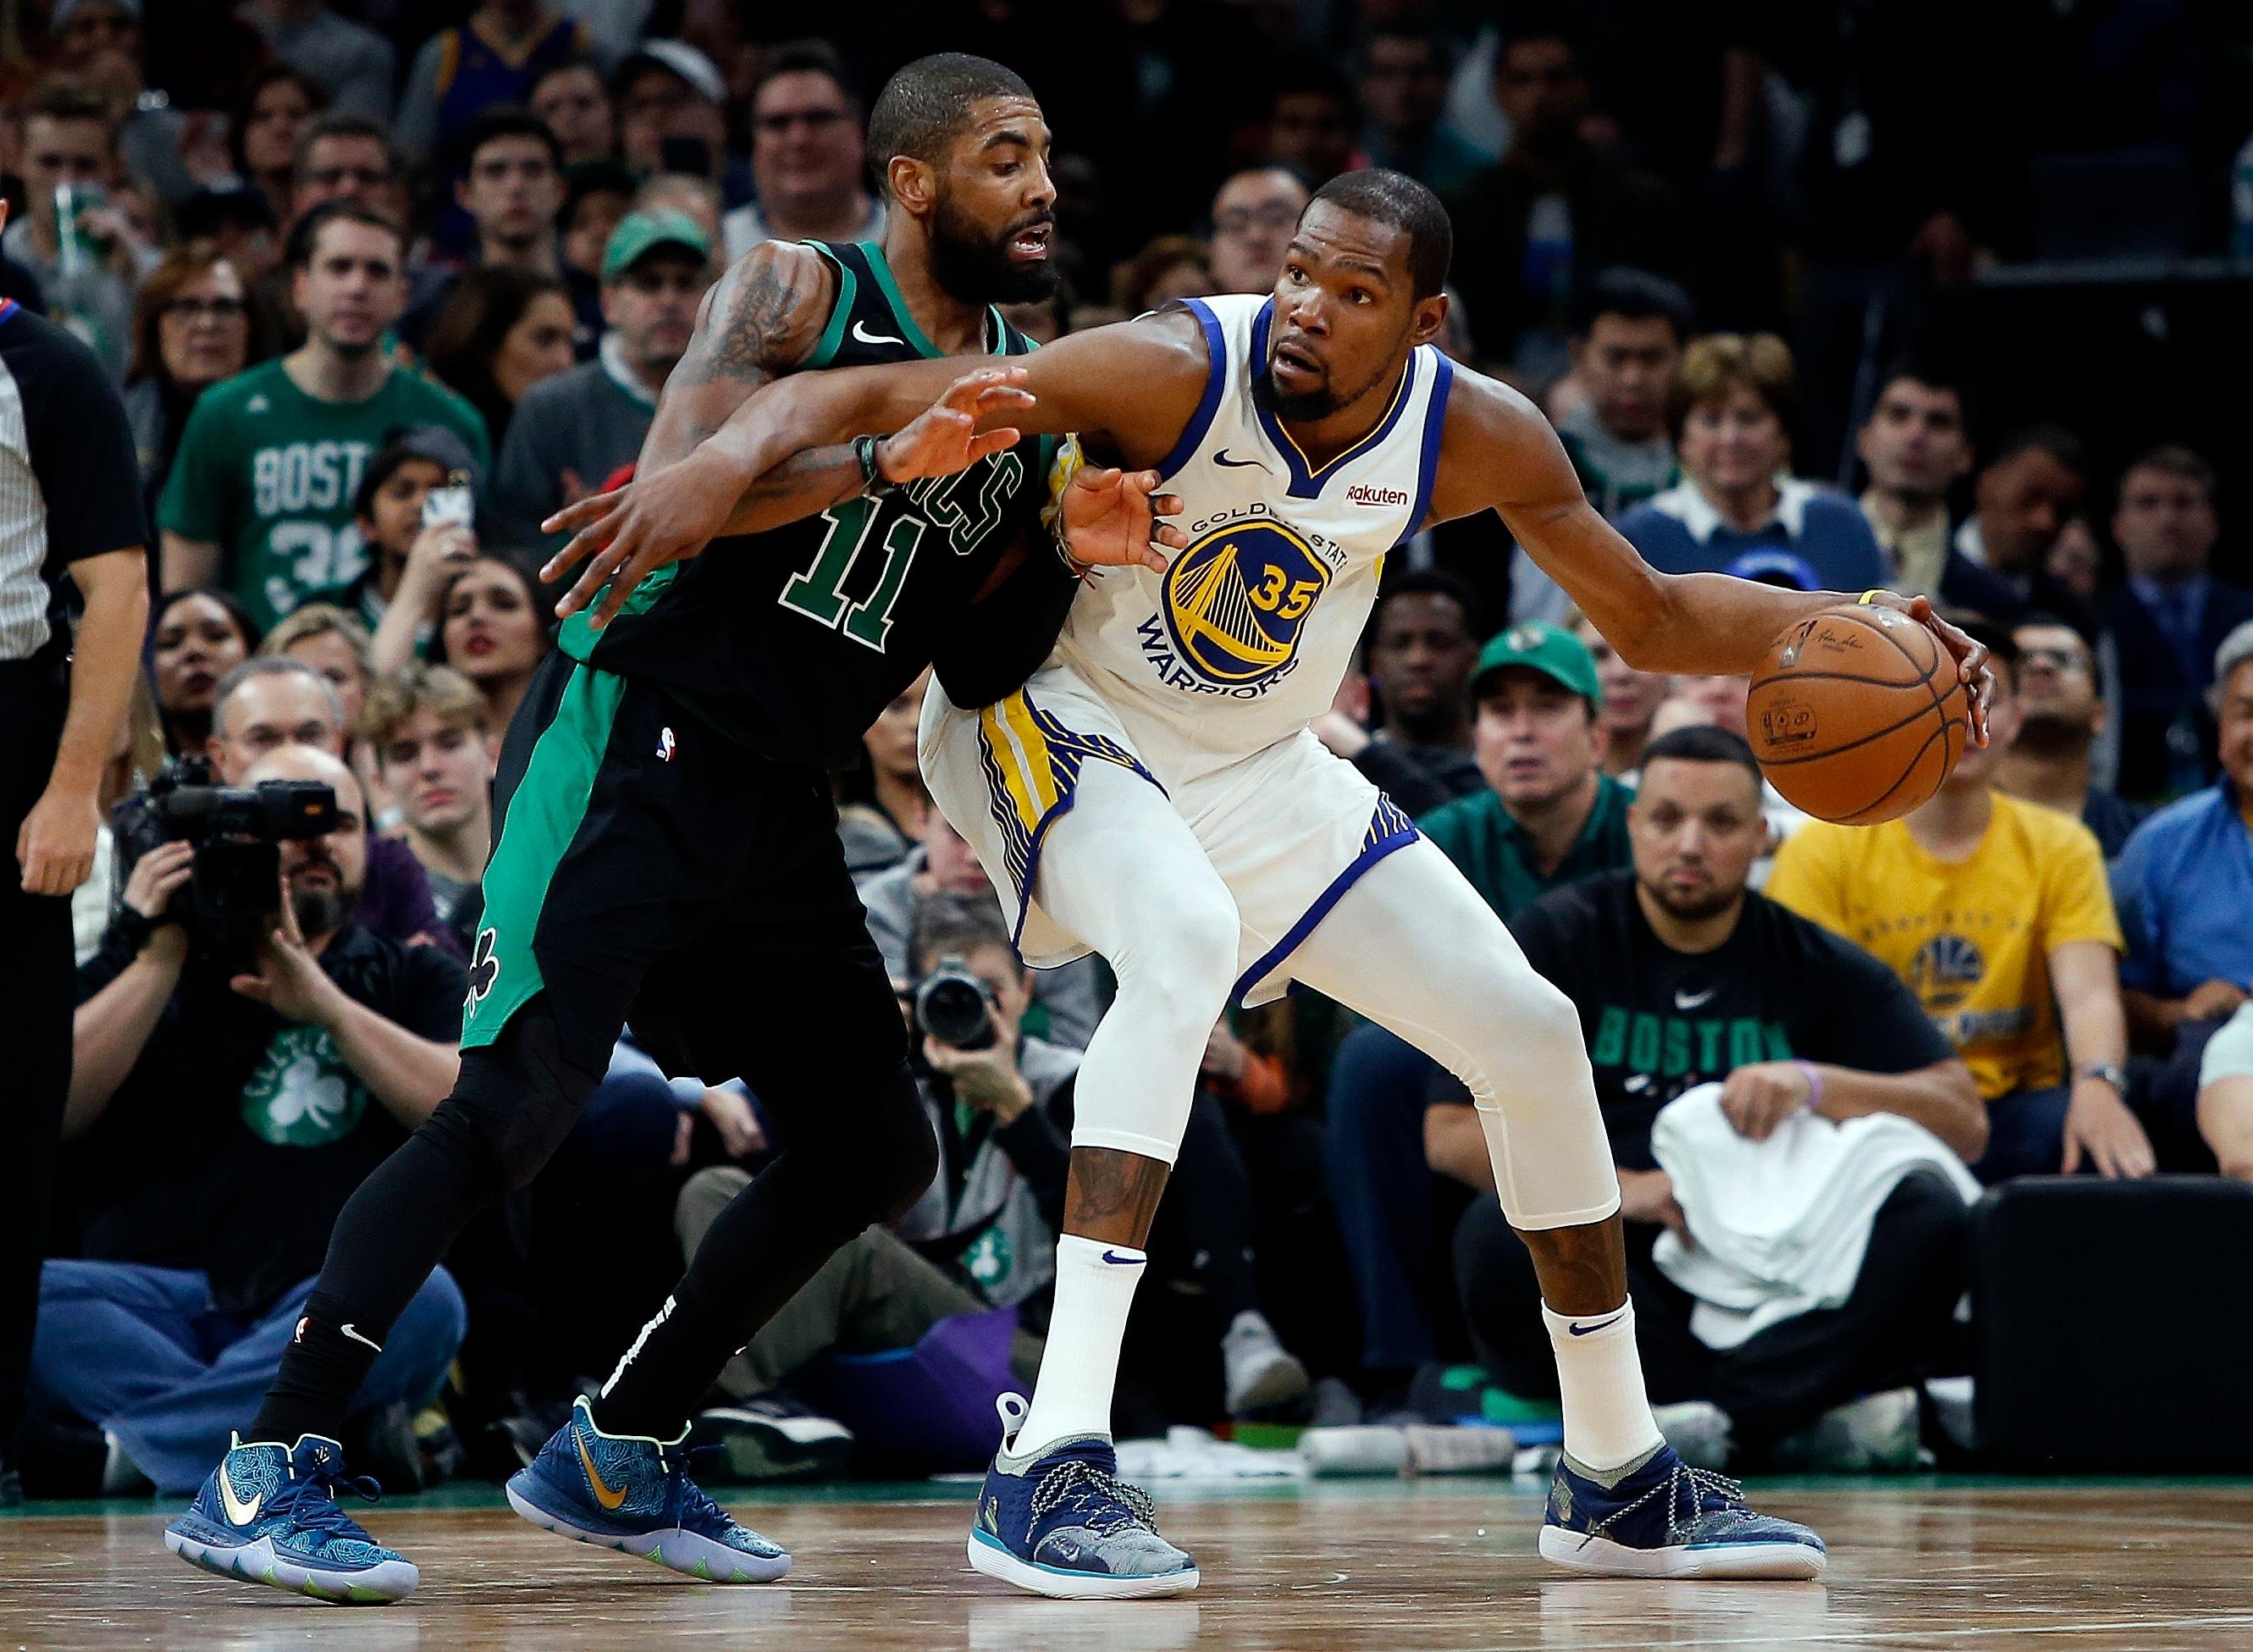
left=430, top=1003, right=607, bottom=1196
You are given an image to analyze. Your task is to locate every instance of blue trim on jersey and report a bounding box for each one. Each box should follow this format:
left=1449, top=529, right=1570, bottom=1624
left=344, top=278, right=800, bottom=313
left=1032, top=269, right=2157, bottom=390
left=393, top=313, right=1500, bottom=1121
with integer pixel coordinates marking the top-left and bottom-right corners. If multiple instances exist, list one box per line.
left=1394, top=350, right=1454, bottom=548
left=1249, top=299, right=1422, bottom=500
left=1229, top=804, right=1421, bottom=1005
left=1155, top=298, right=1228, bottom=480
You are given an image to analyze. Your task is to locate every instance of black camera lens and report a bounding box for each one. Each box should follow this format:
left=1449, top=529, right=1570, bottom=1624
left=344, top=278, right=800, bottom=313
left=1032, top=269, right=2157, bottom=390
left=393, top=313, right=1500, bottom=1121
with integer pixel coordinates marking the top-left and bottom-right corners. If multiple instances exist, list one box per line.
left=914, top=963, right=997, bottom=1050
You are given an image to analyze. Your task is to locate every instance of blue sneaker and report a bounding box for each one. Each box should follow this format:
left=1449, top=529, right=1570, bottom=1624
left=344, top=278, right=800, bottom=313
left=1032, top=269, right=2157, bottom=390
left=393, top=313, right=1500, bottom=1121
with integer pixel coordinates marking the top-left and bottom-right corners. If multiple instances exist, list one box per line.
left=505, top=1397, right=790, bottom=1583
left=967, top=1395, right=1197, bottom=1600
left=165, top=1434, right=417, bottom=1604
left=1539, top=1443, right=1827, bottom=1579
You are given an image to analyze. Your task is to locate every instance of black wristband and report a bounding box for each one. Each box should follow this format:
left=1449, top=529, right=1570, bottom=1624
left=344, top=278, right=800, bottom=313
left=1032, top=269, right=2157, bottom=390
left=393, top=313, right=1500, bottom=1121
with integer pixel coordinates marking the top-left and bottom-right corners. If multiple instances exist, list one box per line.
left=855, top=434, right=900, bottom=499
left=111, top=906, right=158, bottom=954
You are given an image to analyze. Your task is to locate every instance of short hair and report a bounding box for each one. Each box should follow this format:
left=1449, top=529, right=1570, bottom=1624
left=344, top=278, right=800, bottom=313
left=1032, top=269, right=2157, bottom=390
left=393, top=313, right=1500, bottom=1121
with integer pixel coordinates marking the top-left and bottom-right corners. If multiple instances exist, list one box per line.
left=530, top=56, right=605, bottom=98
left=2120, top=442, right=2217, bottom=502
left=1358, top=29, right=1456, bottom=79
left=262, top=602, right=372, bottom=677
left=865, top=53, right=1034, bottom=196
left=1572, top=267, right=1693, bottom=342
left=1987, top=423, right=2087, bottom=478
left=1112, top=234, right=1210, bottom=315
left=750, top=38, right=860, bottom=113
left=128, top=240, right=278, bottom=388
left=1869, top=354, right=1974, bottom=432
left=457, top=103, right=563, bottom=175
left=353, top=430, right=456, bottom=522
left=1669, top=332, right=1797, bottom=444
left=213, top=655, right=344, bottom=732
left=1369, top=567, right=1483, bottom=642
left=286, top=199, right=405, bottom=270
left=294, top=112, right=396, bottom=181
left=1306, top=168, right=1452, bottom=300
left=2213, top=619, right=2253, bottom=695
left=359, top=662, right=491, bottom=749
left=910, top=889, right=1016, bottom=975
left=1640, top=724, right=1762, bottom=788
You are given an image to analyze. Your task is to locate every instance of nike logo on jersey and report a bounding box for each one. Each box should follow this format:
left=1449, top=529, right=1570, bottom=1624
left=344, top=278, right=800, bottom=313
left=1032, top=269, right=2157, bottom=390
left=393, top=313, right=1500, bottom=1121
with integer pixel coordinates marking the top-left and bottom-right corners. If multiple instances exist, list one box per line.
left=576, top=1431, right=631, bottom=1511
left=340, top=1323, right=383, bottom=1353
left=1675, top=987, right=1717, bottom=1011
left=852, top=319, right=903, bottom=346
left=1212, top=449, right=1264, bottom=469
left=218, top=1463, right=263, bottom=1526
left=1566, top=1312, right=1626, bottom=1337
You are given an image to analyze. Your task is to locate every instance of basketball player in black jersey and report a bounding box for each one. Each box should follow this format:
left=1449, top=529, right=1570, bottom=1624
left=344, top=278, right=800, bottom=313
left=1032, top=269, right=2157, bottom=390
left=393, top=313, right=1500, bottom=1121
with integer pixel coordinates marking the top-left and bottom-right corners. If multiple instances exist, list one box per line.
left=164, top=54, right=1179, bottom=1604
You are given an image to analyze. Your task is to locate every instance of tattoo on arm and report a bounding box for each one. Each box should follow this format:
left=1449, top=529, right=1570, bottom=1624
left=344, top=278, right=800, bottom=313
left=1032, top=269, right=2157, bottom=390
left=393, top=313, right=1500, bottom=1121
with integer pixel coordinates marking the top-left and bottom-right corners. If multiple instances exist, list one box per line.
left=720, top=443, right=864, bottom=536
left=676, top=250, right=815, bottom=390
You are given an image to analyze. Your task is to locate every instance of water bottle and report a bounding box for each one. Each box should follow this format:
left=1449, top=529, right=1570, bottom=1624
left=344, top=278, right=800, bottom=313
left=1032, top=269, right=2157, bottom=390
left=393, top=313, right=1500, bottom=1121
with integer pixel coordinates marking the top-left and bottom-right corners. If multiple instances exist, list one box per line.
left=2233, top=133, right=2253, bottom=261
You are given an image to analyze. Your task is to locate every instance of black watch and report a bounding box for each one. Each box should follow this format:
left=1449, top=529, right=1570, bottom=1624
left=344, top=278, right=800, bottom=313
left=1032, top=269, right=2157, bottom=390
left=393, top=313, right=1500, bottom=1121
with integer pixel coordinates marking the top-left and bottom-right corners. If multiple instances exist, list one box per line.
left=854, top=434, right=900, bottom=499
left=2074, top=1062, right=2127, bottom=1094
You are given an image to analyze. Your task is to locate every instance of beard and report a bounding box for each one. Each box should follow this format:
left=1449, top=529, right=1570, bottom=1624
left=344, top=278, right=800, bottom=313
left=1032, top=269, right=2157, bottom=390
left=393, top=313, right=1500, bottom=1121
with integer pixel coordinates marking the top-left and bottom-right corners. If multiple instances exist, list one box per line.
left=1638, top=870, right=1740, bottom=923
left=287, top=855, right=355, bottom=941
left=929, top=189, right=1058, bottom=307
left=1252, top=359, right=1339, bottom=422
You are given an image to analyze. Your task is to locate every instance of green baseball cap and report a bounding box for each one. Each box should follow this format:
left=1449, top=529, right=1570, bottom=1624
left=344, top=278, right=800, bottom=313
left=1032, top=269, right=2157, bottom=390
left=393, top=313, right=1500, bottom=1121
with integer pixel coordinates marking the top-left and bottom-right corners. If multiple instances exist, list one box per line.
left=1469, top=621, right=1604, bottom=711
left=601, top=208, right=711, bottom=284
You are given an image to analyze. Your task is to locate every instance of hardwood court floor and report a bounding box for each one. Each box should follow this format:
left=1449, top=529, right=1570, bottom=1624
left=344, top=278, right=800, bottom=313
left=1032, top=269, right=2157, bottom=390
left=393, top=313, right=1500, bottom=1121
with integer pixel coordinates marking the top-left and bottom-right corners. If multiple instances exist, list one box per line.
left=7, top=1478, right=2253, bottom=1650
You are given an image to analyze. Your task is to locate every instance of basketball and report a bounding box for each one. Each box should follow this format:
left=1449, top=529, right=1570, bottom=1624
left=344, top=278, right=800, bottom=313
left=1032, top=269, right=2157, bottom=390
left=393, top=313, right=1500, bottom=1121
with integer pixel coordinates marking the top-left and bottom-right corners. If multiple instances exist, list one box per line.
left=1746, top=604, right=1971, bottom=825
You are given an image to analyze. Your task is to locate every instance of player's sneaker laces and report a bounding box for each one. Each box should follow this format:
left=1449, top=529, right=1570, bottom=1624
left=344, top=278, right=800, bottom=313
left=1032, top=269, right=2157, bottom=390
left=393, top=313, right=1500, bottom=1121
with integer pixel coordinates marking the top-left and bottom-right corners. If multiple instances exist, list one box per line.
left=165, top=1434, right=418, bottom=1604
left=967, top=1394, right=1198, bottom=1600
left=505, top=1396, right=790, bottom=1583
left=1538, top=1441, right=1827, bottom=1579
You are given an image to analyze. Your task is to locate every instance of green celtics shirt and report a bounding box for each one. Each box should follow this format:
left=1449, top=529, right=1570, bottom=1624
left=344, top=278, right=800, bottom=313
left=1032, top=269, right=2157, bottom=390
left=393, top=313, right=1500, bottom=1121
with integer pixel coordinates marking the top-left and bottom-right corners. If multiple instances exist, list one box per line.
left=157, top=358, right=489, bottom=632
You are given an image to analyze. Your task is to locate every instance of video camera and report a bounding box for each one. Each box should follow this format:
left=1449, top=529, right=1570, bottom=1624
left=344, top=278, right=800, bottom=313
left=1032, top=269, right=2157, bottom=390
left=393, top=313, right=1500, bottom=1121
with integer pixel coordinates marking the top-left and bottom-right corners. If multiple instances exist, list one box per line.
left=113, top=754, right=339, bottom=960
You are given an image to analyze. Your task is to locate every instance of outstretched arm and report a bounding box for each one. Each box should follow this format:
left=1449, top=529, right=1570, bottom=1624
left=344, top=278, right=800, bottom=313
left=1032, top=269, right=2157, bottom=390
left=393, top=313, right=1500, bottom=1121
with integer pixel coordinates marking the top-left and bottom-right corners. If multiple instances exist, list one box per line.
left=1429, top=369, right=1992, bottom=735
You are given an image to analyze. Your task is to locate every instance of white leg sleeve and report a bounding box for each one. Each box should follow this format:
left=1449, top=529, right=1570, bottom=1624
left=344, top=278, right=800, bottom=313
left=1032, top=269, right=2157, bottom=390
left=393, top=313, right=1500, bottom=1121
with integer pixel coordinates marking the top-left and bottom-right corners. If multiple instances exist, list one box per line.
left=1286, top=840, right=1621, bottom=1230
left=1030, top=759, right=1241, bottom=1167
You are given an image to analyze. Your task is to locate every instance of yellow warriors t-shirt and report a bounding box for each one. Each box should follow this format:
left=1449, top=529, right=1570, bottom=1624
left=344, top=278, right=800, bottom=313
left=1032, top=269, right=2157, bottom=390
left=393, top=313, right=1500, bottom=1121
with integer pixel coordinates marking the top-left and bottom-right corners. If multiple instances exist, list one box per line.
left=1765, top=793, right=2123, bottom=1098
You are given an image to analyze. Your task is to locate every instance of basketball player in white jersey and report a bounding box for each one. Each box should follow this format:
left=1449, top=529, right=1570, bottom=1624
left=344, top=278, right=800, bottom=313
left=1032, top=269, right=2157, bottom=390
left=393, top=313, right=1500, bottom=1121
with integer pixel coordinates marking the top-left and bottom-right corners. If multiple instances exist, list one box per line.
left=546, top=169, right=1991, bottom=1599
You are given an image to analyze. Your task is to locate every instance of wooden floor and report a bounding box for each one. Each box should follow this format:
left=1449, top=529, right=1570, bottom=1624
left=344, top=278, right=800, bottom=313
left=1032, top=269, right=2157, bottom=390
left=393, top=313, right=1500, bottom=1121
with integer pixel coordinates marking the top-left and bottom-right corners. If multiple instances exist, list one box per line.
left=7, top=1478, right=2253, bottom=1649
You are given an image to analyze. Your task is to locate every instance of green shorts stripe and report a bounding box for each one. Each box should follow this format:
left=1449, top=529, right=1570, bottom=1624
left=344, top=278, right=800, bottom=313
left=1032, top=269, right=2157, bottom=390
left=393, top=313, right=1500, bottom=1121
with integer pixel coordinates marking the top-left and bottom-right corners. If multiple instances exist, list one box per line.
left=459, top=663, right=627, bottom=1049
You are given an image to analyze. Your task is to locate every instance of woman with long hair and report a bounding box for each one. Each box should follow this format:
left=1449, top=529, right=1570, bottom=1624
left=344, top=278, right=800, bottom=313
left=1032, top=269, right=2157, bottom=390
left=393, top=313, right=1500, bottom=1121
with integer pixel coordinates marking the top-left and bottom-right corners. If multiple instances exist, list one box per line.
left=421, top=266, right=577, bottom=451
left=232, top=64, right=329, bottom=221
left=149, top=587, right=261, bottom=757
left=429, top=555, right=549, bottom=734
left=124, top=243, right=276, bottom=520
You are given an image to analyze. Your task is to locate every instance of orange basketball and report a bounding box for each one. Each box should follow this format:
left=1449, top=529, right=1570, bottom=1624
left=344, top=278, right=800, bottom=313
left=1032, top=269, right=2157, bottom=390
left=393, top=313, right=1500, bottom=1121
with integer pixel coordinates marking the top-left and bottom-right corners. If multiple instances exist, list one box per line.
left=1746, top=605, right=1970, bottom=825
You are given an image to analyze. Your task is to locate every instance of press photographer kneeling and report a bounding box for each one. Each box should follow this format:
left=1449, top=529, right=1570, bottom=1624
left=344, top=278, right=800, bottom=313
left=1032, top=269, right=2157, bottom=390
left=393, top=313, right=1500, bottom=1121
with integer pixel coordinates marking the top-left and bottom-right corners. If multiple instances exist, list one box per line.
left=24, top=746, right=467, bottom=1497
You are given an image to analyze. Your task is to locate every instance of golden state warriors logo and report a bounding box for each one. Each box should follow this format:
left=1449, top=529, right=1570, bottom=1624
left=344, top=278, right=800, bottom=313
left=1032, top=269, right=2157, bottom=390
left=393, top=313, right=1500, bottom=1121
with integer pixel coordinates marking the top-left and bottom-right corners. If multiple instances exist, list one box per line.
left=1161, top=521, right=1332, bottom=688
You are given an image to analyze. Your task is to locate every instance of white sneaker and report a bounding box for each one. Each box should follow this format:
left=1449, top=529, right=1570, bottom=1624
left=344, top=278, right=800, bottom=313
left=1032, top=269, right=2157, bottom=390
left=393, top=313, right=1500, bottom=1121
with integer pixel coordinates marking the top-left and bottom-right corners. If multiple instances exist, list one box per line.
left=1220, top=1311, right=1309, bottom=1415
left=1652, top=1400, right=1734, bottom=1470
left=1768, top=1387, right=1923, bottom=1472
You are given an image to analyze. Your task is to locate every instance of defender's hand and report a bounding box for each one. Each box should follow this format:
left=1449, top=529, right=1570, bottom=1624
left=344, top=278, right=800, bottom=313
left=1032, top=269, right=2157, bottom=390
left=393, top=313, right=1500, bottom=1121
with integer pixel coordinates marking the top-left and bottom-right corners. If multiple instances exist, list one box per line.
left=1867, top=592, right=1994, bottom=747
left=541, top=448, right=747, bottom=631
left=1060, top=466, right=1185, bottom=576
left=871, top=367, right=1031, bottom=483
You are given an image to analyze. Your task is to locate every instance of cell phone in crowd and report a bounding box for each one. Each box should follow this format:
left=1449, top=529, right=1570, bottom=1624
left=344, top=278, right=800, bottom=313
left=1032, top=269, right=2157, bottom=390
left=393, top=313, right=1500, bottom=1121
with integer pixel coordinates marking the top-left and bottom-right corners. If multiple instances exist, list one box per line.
left=422, top=472, right=476, bottom=531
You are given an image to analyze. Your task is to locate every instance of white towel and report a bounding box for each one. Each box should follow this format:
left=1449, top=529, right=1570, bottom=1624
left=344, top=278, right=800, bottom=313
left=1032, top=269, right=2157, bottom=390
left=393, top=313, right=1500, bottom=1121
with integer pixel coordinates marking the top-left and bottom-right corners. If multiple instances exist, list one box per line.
left=1649, top=1082, right=1981, bottom=1349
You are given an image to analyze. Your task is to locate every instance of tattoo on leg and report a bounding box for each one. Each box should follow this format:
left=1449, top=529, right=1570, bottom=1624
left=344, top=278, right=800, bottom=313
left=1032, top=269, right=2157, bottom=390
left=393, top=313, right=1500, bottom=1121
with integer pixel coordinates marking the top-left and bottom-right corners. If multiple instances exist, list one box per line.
left=1516, top=1214, right=1629, bottom=1318
left=1063, top=1148, right=1169, bottom=1246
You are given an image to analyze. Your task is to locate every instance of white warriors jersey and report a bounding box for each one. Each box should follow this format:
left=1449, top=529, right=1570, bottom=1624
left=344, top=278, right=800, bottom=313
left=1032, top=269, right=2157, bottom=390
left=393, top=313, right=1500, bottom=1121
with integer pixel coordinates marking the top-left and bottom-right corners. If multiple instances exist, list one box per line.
left=1051, top=293, right=1454, bottom=779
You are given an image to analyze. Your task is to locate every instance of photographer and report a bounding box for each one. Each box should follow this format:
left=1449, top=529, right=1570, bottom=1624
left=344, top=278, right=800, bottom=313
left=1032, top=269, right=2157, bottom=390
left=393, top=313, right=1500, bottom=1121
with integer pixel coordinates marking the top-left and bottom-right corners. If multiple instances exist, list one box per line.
left=34, top=747, right=466, bottom=1496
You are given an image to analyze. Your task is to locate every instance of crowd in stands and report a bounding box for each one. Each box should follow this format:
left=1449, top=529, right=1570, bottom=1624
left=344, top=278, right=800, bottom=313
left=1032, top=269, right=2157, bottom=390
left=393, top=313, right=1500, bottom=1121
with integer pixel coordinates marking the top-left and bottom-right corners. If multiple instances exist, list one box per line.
left=14, top=0, right=2253, bottom=1496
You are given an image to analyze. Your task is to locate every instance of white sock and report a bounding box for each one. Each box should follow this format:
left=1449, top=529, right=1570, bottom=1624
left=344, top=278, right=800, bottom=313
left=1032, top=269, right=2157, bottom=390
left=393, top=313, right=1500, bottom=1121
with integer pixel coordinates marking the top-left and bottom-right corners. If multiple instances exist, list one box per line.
left=1014, top=1234, right=1146, bottom=1456
left=1543, top=1300, right=1664, bottom=1472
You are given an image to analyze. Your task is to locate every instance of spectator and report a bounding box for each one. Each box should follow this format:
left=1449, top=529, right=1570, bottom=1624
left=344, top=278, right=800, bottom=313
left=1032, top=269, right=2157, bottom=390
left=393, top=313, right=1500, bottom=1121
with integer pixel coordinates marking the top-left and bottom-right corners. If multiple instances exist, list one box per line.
left=394, top=0, right=593, bottom=168
left=612, top=39, right=743, bottom=207
left=8, top=78, right=144, bottom=378
left=1853, top=362, right=2023, bottom=613
left=489, top=209, right=710, bottom=548
left=158, top=202, right=491, bottom=633
left=359, top=663, right=495, bottom=943
left=1996, top=616, right=2146, bottom=858
left=123, top=246, right=273, bottom=525
left=1571, top=611, right=1668, bottom=778
left=47, top=0, right=198, bottom=213
left=1357, top=30, right=1487, bottom=198
left=237, top=0, right=396, bottom=124
left=429, top=555, right=549, bottom=735
left=321, top=425, right=486, bottom=636
left=1441, top=727, right=1981, bottom=1467
left=837, top=669, right=930, bottom=881
left=1208, top=166, right=1309, bottom=296
left=42, top=744, right=466, bottom=1496
left=1618, top=334, right=1886, bottom=596
left=176, top=183, right=283, bottom=289
left=1323, top=622, right=1632, bottom=1383
left=530, top=59, right=617, bottom=166
left=1953, top=426, right=2091, bottom=616
left=2107, top=446, right=2253, bottom=802
left=262, top=601, right=373, bottom=737
left=1314, top=571, right=1484, bottom=818
left=2198, top=1002, right=2253, bottom=1181
left=1768, top=627, right=2151, bottom=1182
left=1508, top=268, right=1688, bottom=627
left=2112, top=621, right=2253, bottom=1055
left=1263, top=54, right=1357, bottom=188
left=204, top=656, right=452, bottom=953
left=149, top=588, right=258, bottom=758
left=1111, top=235, right=1211, bottom=318
left=231, top=65, right=330, bottom=228
left=422, top=265, right=577, bottom=451
left=288, top=113, right=405, bottom=225
left=2046, top=516, right=2103, bottom=607
left=632, top=173, right=725, bottom=253
left=401, top=108, right=570, bottom=351
left=558, top=160, right=637, bottom=286
left=721, top=41, right=884, bottom=262
left=1446, top=24, right=1687, bottom=378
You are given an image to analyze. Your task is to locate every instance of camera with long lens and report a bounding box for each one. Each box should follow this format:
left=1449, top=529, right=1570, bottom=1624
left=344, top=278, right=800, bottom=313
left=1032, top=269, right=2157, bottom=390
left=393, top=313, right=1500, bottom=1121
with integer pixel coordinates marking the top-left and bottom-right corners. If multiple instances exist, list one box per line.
left=112, top=755, right=340, bottom=961
left=912, top=954, right=999, bottom=1051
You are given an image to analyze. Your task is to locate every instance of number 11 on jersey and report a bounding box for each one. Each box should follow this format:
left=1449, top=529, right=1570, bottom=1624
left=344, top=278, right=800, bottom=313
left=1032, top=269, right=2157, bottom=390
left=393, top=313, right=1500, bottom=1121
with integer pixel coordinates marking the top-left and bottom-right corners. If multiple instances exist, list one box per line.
left=779, top=498, right=925, bottom=652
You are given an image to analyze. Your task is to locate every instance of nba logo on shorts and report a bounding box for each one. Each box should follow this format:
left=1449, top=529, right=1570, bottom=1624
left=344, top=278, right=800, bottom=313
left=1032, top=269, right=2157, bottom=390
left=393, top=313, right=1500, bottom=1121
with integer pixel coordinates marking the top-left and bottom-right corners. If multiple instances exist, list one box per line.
left=656, top=727, right=676, bottom=762
left=1161, top=521, right=1332, bottom=688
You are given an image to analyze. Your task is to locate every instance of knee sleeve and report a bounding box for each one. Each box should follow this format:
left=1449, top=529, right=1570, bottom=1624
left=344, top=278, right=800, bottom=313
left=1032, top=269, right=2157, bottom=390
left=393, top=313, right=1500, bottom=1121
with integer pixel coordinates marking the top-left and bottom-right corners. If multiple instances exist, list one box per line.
left=1461, top=975, right=1619, bottom=1232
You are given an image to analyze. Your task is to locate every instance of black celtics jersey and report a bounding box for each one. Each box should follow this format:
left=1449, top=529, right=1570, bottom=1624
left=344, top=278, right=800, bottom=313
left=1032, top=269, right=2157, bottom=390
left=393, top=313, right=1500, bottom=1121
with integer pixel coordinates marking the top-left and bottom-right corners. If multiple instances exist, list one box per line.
left=557, top=240, right=1064, bottom=770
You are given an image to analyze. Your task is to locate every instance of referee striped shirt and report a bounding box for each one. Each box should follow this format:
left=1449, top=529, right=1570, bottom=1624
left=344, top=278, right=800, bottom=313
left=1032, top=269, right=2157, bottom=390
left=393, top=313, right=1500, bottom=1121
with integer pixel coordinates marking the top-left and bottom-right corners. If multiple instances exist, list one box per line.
left=0, top=298, right=148, bottom=663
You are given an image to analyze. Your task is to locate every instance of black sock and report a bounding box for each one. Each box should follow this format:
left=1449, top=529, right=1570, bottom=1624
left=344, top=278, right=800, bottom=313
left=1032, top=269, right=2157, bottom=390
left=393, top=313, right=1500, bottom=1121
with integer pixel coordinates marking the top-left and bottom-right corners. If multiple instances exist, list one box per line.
left=251, top=1296, right=384, bottom=1445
